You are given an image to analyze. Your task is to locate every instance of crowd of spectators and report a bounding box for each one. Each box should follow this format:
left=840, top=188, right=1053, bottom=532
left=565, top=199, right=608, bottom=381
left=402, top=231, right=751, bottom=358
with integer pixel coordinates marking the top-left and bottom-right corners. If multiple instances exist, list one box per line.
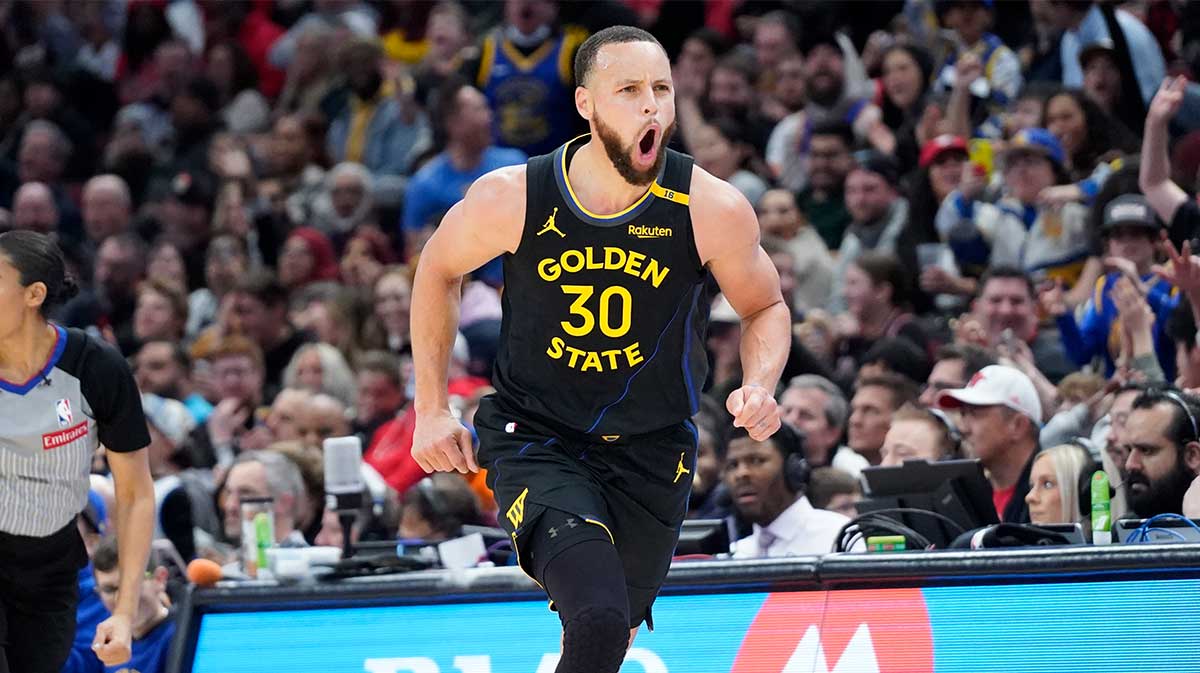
left=7, top=0, right=1200, bottom=670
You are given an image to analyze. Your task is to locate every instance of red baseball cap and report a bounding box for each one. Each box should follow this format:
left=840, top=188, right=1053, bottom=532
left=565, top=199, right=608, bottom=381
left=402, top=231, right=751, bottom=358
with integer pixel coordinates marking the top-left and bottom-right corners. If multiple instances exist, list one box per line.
left=919, top=135, right=969, bottom=169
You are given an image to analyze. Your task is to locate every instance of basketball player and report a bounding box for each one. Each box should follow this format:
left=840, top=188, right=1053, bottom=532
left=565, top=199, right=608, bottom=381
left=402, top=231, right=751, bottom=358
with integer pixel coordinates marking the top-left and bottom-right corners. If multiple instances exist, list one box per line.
left=412, top=26, right=788, bottom=672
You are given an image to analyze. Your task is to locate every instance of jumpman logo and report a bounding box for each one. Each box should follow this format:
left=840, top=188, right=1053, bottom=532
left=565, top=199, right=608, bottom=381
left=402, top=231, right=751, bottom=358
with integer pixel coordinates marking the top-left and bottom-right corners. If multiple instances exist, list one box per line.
left=537, top=207, right=565, bottom=238
left=673, top=452, right=691, bottom=484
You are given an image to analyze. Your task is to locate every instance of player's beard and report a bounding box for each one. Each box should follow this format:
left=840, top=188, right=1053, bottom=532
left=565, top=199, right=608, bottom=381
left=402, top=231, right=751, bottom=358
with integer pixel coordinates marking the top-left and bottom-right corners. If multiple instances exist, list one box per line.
left=593, top=111, right=675, bottom=187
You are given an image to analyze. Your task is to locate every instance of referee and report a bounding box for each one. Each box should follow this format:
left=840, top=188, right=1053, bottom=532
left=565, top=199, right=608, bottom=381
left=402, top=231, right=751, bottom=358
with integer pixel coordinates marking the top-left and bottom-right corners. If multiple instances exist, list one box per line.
left=0, top=231, right=154, bottom=673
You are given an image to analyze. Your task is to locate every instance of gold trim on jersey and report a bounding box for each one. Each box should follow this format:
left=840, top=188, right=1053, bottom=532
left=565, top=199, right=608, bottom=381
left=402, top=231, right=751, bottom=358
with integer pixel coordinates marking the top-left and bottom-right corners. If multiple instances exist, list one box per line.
left=478, top=35, right=496, bottom=88
left=649, top=182, right=689, bottom=205
left=558, top=135, right=691, bottom=220
left=500, top=37, right=555, bottom=72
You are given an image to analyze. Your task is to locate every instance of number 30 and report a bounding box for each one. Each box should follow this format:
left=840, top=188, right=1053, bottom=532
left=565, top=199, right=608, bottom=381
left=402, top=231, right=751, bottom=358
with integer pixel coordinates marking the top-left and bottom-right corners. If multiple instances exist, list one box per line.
left=560, top=285, right=632, bottom=338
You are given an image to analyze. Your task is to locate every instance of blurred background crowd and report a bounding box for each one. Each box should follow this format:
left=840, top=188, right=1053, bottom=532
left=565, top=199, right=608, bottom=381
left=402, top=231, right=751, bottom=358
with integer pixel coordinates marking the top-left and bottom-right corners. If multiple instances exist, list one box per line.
left=6, top=0, right=1200, bottom=670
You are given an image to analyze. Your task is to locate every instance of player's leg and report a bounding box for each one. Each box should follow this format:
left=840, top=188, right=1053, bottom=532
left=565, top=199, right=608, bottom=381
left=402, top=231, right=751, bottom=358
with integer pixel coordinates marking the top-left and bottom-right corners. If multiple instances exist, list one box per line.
left=531, top=510, right=631, bottom=673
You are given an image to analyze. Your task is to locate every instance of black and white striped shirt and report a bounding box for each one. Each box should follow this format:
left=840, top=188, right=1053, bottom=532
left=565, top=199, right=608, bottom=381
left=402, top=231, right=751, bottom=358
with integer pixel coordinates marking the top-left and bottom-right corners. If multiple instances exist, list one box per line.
left=0, top=326, right=149, bottom=537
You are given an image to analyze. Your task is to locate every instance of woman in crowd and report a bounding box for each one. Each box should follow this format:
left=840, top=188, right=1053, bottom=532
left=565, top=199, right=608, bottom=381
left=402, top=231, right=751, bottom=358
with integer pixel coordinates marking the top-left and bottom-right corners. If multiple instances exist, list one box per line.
left=281, top=342, right=357, bottom=411
left=1025, top=443, right=1097, bottom=537
left=133, top=278, right=188, bottom=346
left=205, top=40, right=270, bottom=134
left=145, top=239, right=188, bottom=296
left=1042, top=88, right=1139, bottom=201
left=874, top=44, right=936, bottom=172
left=361, top=267, right=413, bottom=358
left=278, top=227, right=339, bottom=292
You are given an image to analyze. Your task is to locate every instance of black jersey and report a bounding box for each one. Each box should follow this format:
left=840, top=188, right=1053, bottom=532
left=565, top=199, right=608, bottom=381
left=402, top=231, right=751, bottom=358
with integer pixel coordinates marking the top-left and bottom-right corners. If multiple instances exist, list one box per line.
left=492, top=135, right=712, bottom=438
left=0, top=326, right=149, bottom=536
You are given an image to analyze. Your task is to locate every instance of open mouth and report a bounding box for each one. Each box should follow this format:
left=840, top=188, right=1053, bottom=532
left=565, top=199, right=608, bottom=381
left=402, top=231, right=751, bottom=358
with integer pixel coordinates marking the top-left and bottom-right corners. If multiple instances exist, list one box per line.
left=638, top=127, right=657, bottom=159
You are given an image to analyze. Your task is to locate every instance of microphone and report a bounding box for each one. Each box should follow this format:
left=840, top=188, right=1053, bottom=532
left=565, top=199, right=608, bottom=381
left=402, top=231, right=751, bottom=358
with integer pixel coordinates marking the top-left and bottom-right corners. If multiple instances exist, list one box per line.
left=323, top=436, right=365, bottom=558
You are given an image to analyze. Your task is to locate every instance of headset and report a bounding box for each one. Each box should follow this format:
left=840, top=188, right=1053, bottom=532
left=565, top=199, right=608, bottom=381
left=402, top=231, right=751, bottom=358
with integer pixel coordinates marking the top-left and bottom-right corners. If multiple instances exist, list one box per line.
left=774, top=422, right=811, bottom=494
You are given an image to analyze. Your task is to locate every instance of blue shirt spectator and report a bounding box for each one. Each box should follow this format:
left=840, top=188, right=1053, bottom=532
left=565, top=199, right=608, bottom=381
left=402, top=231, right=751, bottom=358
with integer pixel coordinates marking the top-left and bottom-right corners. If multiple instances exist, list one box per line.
left=402, top=80, right=526, bottom=285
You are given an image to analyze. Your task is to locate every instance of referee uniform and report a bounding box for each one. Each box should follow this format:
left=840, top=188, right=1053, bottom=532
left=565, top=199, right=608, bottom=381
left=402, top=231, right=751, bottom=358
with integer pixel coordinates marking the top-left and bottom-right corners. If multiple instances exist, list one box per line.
left=0, top=325, right=149, bottom=673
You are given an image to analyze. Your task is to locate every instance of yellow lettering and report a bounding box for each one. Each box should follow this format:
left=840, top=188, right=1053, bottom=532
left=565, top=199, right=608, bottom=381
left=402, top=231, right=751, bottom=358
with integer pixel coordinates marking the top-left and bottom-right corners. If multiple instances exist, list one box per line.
left=565, top=345, right=585, bottom=368
left=581, top=351, right=603, bottom=372
left=546, top=336, right=564, bottom=359
left=537, top=258, right=560, bottom=282
left=561, top=250, right=585, bottom=273
left=624, top=342, right=643, bottom=366
left=585, top=246, right=603, bottom=270
left=642, top=259, right=669, bottom=288
left=624, top=251, right=645, bottom=279
left=560, top=285, right=595, bottom=336
left=605, top=247, right=627, bottom=269
left=601, top=349, right=621, bottom=369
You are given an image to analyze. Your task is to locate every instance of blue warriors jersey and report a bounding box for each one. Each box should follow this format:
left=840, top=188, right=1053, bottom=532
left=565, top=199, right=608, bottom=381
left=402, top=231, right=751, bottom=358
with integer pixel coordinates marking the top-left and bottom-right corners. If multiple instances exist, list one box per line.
left=492, top=136, right=712, bottom=438
left=477, top=27, right=587, bottom=157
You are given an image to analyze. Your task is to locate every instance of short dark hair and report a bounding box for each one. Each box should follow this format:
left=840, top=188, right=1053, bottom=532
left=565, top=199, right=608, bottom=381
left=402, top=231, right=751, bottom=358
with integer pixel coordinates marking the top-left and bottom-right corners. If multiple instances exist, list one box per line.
left=808, top=118, right=854, bottom=148
left=431, top=75, right=473, bottom=148
left=853, top=251, right=911, bottom=309
left=1131, top=389, right=1200, bottom=448
left=93, top=535, right=163, bottom=573
left=934, top=344, right=997, bottom=381
left=807, top=467, right=861, bottom=510
left=979, top=265, right=1035, bottom=300
left=403, top=474, right=483, bottom=538
left=726, top=421, right=805, bottom=463
left=861, top=337, right=931, bottom=386
left=356, top=350, right=402, bottom=389
left=855, top=373, right=920, bottom=411
left=233, top=268, right=288, bottom=308
left=574, top=25, right=663, bottom=87
left=0, top=230, right=79, bottom=315
left=139, top=339, right=191, bottom=370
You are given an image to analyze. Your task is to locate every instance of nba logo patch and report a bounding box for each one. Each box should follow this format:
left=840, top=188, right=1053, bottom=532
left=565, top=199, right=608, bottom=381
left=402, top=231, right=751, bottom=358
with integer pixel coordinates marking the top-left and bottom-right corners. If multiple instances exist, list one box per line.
left=55, top=398, right=72, bottom=427
left=505, top=422, right=517, bottom=434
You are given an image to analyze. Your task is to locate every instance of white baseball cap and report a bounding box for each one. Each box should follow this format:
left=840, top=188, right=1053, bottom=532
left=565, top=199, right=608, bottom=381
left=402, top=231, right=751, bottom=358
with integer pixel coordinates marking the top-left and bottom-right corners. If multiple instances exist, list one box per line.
left=141, top=393, right=196, bottom=447
left=935, top=365, right=1042, bottom=425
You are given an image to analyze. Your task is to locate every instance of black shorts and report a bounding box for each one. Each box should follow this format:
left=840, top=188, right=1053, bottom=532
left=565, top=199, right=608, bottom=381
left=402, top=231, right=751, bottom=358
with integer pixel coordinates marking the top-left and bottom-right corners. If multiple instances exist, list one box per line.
left=0, top=520, right=87, bottom=673
left=474, top=395, right=698, bottom=628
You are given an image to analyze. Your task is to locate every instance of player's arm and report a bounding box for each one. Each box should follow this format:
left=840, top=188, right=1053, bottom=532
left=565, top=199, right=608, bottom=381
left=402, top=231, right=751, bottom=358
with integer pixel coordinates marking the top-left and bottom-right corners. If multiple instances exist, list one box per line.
left=410, top=165, right=525, bottom=472
left=691, top=168, right=790, bottom=441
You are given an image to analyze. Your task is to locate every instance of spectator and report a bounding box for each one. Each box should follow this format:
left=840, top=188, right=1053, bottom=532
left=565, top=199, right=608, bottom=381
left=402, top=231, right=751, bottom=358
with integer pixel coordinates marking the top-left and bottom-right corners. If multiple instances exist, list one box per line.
left=848, top=373, right=920, bottom=466
left=756, top=188, right=834, bottom=311
left=273, top=24, right=338, bottom=118
left=134, top=340, right=211, bottom=424
left=1025, top=443, right=1095, bottom=533
left=398, top=474, right=482, bottom=541
left=919, top=343, right=997, bottom=407
left=133, top=278, right=188, bottom=345
left=856, top=337, right=933, bottom=389
left=1140, top=77, right=1197, bottom=247
left=1045, top=195, right=1178, bottom=378
left=402, top=77, right=525, bottom=276
left=159, top=169, right=217, bottom=290
left=166, top=76, right=222, bottom=176
left=310, top=162, right=376, bottom=237
left=11, top=181, right=60, bottom=237
left=264, top=388, right=313, bottom=443
left=807, top=467, right=861, bottom=519
left=762, top=53, right=807, bottom=125
left=726, top=424, right=850, bottom=558
left=80, top=174, right=133, bottom=251
left=220, top=270, right=310, bottom=395
left=880, top=403, right=961, bottom=466
left=1121, top=389, right=1200, bottom=518
left=835, top=252, right=930, bottom=377
left=353, top=350, right=407, bottom=444
left=831, top=152, right=911, bottom=310
left=278, top=227, right=339, bottom=291
left=140, top=393, right=199, bottom=562
left=282, top=343, right=358, bottom=410
left=89, top=538, right=176, bottom=673
left=874, top=44, right=936, bottom=171
left=786, top=120, right=854, bottom=250
left=687, top=415, right=726, bottom=519
left=187, top=234, right=249, bottom=338
left=689, top=117, right=768, bottom=205
left=751, top=11, right=800, bottom=89
left=339, top=226, right=397, bottom=290
left=188, top=335, right=266, bottom=470
left=361, top=267, right=413, bottom=357
left=937, top=128, right=1092, bottom=291
left=1051, top=0, right=1166, bottom=107
left=1043, top=89, right=1137, bottom=195
left=933, top=0, right=1023, bottom=111
left=1079, top=40, right=1140, bottom=135
left=268, top=114, right=326, bottom=227
left=672, top=28, right=728, bottom=106
left=296, top=393, right=352, bottom=452
left=204, top=41, right=270, bottom=134
left=290, top=283, right=362, bottom=357
left=219, top=450, right=307, bottom=549
left=412, top=2, right=473, bottom=106
left=689, top=53, right=773, bottom=153
left=268, top=0, right=378, bottom=72
left=958, top=267, right=1075, bottom=384
left=60, top=232, right=147, bottom=354
left=910, top=136, right=970, bottom=287
left=779, top=374, right=868, bottom=476
left=145, top=239, right=188, bottom=297
left=326, top=39, right=430, bottom=182
left=937, top=364, right=1044, bottom=522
